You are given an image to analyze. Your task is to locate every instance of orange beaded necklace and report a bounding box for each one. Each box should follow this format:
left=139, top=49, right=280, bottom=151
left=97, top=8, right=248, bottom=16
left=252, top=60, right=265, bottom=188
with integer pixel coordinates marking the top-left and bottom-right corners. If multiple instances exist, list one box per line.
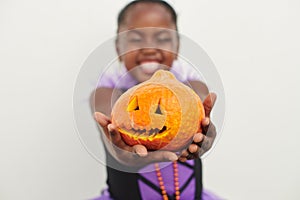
left=154, top=161, right=180, bottom=200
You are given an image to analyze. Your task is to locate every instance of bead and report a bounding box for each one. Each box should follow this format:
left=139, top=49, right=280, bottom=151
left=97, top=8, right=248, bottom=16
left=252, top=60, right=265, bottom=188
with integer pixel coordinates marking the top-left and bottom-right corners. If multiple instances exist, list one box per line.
left=154, top=161, right=180, bottom=200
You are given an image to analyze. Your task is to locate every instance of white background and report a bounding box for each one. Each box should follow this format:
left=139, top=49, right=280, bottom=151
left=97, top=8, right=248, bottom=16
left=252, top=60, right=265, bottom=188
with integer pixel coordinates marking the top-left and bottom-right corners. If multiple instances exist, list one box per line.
left=1, top=0, right=299, bottom=199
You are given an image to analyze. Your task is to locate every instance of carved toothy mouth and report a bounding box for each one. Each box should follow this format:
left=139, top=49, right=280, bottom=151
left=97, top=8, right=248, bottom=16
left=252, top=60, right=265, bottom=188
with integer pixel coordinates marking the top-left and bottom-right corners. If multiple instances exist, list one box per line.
left=123, top=125, right=168, bottom=136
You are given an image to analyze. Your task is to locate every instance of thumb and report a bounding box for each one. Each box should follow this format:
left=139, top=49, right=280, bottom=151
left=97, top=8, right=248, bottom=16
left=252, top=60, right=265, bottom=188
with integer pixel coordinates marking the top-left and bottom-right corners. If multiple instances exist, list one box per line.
left=148, top=151, right=178, bottom=162
left=203, top=93, right=217, bottom=117
left=132, top=145, right=148, bottom=157
left=94, top=112, right=111, bottom=127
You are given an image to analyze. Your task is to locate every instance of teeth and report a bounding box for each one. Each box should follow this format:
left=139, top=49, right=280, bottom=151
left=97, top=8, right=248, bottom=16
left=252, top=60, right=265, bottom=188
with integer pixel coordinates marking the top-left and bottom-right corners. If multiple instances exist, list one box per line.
left=129, top=126, right=167, bottom=137
left=148, top=128, right=157, bottom=135
left=131, top=128, right=146, bottom=135
left=139, top=62, right=161, bottom=74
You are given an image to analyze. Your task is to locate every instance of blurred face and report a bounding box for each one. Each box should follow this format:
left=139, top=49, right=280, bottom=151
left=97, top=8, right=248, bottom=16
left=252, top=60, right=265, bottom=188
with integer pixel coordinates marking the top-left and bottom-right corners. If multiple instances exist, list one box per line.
left=116, top=3, right=179, bottom=83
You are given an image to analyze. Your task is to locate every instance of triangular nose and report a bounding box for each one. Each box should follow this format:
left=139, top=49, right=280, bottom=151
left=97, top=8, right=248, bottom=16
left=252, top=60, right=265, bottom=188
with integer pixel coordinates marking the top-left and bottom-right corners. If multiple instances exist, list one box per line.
left=155, top=104, right=162, bottom=114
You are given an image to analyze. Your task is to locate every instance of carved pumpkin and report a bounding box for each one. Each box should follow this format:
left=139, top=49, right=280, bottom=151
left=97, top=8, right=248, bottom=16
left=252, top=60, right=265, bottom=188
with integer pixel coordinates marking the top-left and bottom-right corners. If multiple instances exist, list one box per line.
left=111, top=70, right=205, bottom=151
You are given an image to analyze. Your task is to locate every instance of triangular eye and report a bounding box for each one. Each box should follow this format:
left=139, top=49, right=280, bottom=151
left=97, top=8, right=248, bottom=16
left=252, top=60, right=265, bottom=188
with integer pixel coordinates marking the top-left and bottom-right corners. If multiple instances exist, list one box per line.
left=155, top=104, right=162, bottom=115
left=127, top=96, right=139, bottom=112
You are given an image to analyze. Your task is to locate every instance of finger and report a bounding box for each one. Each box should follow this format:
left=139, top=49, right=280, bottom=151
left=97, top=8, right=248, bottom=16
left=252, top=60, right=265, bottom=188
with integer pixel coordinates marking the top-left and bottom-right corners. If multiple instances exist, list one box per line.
left=178, top=157, right=187, bottom=162
left=203, top=93, right=217, bottom=117
left=201, top=117, right=210, bottom=127
left=178, top=150, right=188, bottom=162
left=186, top=154, right=197, bottom=160
left=186, top=147, right=198, bottom=160
left=193, top=133, right=204, bottom=143
left=106, top=124, right=136, bottom=154
left=201, top=117, right=210, bottom=134
left=94, top=112, right=111, bottom=127
left=107, top=124, right=124, bottom=145
left=188, top=144, right=198, bottom=154
left=107, top=124, right=118, bottom=136
left=148, top=151, right=178, bottom=162
left=161, top=151, right=178, bottom=162
left=180, top=149, right=189, bottom=157
left=132, top=145, right=148, bottom=157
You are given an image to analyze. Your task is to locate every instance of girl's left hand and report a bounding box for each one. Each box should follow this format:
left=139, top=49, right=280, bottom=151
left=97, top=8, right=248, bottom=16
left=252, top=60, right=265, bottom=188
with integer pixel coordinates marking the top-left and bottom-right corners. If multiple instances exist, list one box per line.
left=178, top=93, right=217, bottom=162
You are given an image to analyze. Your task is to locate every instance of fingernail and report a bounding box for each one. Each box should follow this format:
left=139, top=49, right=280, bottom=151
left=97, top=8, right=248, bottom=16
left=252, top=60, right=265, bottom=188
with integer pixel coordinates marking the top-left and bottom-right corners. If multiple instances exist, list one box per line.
left=204, top=117, right=210, bottom=125
left=169, top=154, right=178, bottom=161
left=107, top=124, right=112, bottom=132
left=94, top=112, right=100, bottom=121
left=137, top=151, right=147, bottom=157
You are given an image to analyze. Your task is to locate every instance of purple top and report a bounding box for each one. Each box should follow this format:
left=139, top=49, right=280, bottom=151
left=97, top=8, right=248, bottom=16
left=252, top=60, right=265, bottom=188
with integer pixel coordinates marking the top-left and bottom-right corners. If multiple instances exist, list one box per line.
left=97, top=60, right=204, bottom=89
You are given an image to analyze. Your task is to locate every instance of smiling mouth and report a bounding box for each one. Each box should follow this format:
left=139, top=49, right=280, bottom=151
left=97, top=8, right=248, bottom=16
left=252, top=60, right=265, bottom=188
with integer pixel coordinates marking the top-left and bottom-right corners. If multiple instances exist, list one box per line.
left=139, top=62, right=162, bottom=74
left=121, top=126, right=168, bottom=136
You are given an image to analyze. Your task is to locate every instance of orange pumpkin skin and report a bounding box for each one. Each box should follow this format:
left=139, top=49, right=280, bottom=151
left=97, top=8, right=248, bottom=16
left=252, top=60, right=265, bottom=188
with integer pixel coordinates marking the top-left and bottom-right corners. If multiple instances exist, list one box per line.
left=111, top=70, right=205, bottom=151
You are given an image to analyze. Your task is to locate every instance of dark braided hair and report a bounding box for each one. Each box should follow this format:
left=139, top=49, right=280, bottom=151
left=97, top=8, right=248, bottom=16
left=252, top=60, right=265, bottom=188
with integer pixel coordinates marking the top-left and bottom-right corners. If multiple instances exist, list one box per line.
left=117, top=0, right=178, bottom=32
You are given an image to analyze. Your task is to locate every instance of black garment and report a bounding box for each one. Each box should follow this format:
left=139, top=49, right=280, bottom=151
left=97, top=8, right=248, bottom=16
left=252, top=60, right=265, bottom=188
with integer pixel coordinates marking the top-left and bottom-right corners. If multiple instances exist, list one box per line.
left=105, top=148, right=203, bottom=200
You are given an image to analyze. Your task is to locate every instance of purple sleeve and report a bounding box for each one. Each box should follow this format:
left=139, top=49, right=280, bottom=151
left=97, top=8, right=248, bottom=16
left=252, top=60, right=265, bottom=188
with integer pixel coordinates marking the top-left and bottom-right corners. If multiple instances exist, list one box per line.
left=97, top=72, right=116, bottom=88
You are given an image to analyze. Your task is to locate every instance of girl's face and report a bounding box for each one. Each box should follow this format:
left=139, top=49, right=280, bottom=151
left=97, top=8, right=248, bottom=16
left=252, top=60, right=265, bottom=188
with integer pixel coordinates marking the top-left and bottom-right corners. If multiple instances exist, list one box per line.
left=116, top=3, right=179, bottom=83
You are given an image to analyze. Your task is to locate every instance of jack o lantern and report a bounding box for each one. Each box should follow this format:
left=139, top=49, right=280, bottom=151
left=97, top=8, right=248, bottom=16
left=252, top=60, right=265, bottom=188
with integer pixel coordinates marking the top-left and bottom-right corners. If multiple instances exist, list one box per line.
left=111, top=70, right=205, bottom=151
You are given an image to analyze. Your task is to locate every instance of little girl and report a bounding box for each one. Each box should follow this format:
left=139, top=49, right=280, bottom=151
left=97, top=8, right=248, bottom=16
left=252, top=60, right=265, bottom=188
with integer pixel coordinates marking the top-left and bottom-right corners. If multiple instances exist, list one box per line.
left=92, top=0, right=221, bottom=199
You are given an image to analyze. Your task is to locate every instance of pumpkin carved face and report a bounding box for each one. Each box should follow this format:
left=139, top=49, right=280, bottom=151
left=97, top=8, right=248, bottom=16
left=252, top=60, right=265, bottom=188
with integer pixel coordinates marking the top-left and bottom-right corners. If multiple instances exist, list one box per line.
left=111, top=70, right=205, bottom=151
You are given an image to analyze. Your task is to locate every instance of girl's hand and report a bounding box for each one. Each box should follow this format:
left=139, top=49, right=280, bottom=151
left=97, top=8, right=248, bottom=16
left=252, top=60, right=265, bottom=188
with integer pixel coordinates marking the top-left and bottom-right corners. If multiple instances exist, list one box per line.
left=94, top=112, right=178, bottom=167
left=178, top=93, right=217, bottom=162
